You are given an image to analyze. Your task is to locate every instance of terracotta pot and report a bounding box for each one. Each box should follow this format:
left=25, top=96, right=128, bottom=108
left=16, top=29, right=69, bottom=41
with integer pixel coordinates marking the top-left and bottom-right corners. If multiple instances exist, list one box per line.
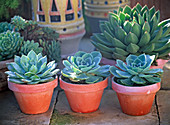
left=150, top=59, right=169, bottom=69
left=112, top=78, right=160, bottom=116
left=0, top=59, right=14, bottom=91
left=8, top=78, right=58, bottom=114
left=60, top=76, right=108, bottom=113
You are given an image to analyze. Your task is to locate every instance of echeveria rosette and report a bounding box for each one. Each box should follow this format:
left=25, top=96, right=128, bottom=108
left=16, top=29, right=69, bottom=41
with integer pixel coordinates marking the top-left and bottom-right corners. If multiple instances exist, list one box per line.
left=110, top=54, right=163, bottom=86
left=91, top=3, right=170, bottom=61
left=0, top=22, right=18, bottom=33
left=19, top=40, right=43, bottom=55
left=5, top=50, right=60, bottom=85
left=61, top=51, right=110, bottom=84
left=0, top=31, right=23, bottom=61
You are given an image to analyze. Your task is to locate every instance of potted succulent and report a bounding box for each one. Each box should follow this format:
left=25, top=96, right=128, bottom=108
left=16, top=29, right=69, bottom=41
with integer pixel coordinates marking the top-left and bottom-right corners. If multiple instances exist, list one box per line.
left=110, top=54, right=163, bottom=116
left=5, top=50, right=59, bottom=114
left=91, top=3, right=170, bottom=68
left=0, top=30, right=23, bottom=91
left=60, top=51, right=110, bottom=113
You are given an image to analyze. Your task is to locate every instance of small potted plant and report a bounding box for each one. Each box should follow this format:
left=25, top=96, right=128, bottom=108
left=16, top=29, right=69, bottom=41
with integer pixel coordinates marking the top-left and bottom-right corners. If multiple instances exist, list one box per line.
left=0, top=30, right=23, bottom=91
left=110, top=54, right=163, bottom=116
left=5, top=50, right=59, bottom=114
left=60, top=51, right=110, bottom=113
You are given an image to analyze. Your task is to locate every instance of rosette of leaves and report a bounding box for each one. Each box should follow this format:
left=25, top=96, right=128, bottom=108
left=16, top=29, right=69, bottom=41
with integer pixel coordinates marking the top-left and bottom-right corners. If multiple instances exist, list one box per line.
left=61, top=51, right=110, bottom=84
left=110, top=54, right=163, bottom=86
left=11, top=16, right=27, bottom=30
left=5, top=50, right=60, bottom=84
left=0, top=22, right=18, bottom=33
left=39, top=39, right=61, bottom=63
left=91, top=3, right=170, bottom=61
left=19, top=40, right=43, bottom=55
left=0, top=31, right=23, bottom=61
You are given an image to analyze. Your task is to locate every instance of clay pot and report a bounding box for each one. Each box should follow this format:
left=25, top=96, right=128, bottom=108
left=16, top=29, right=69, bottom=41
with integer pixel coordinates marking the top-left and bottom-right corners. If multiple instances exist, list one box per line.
left=8, top=78, right=58, bottom=114
left=60, top=76, right=108, bottom=113
left=84, top=0, right=130, bottom=33
left=150, top=59, right=169, bottom=69
left=112, top=78, right=160, bottom=116
left=0, top=59, right=14, bottom=91
left=32, top=0, right=85, bottom=57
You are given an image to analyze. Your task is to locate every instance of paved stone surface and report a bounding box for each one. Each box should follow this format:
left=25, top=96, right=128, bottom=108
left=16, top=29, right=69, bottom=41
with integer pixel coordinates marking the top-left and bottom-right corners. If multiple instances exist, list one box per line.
left=0, top=89, right=58, bottom=125
left=54, top=90, right=158, bottom=125
left=157, top=90, right=170, bottom=125
left=162, top=61, right=170, bottom=89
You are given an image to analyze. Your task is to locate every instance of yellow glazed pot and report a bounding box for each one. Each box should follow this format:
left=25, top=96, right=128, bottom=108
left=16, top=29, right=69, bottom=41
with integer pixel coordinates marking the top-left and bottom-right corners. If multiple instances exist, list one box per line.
left=32, top=0, right=85, bottom=57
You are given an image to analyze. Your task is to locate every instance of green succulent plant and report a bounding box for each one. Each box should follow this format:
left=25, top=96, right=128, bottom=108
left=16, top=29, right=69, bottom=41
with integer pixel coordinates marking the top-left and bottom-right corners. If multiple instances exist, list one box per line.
left=39, top=39, right=61, bottom=63
left=0, top=30, right=23, bottom=61
left=11, top=16, right=27, bottom=30
left=5, top=50, right=60, bottom=84
left=0, top=22, right=18, bottom=33
left=13, top=16, right=59, bottom=42
left=61, top=51, right=110, bottom=84
left=91, top=3, right=170, bottom=61
left=19, top=40, right=43, bottom=55
left=110, top=54, right=163, bottom=86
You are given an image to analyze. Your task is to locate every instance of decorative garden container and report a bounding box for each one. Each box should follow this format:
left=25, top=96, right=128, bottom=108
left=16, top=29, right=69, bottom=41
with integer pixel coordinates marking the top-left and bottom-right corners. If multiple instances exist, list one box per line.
left=0, top=59, right=13, bottom=91
left=5, top=50, right=60, bottom=114
left=109, top=54, right=163, bottom=116
left=8, top=78, right=58, bottom=114
left=32, top=0, right=85, bottom=57
left=60, top=51, right=110, bottom=113
left=84, top=0, right=130, bottom=33
left=112, top=78, right=160, bottom=116
left=60, top=77, right=108, bottom=113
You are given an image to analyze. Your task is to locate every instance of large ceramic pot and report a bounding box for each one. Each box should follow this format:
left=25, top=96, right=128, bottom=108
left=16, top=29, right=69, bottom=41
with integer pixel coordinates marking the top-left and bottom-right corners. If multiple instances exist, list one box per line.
left=32, top=0, right=85, bottom=57
left=60, top=76, right=108, bottom=113
left=112, top=77, right=160, bottom=116
left=8, top=78, right=58, bottom=114
left=0, top=59, right=14, bottom=91
left=84, top=0, right=130, bottom=33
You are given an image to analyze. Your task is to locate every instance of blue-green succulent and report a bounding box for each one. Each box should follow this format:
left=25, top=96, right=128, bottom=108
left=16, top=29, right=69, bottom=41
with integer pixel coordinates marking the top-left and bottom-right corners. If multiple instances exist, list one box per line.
left=0, top=22, right=18, bottom=33
left=0, top=30, right=23, bottom=61
left=5, top=50, right=60, bottom=84
left=11, top=16, right=27, bottom=30
left=19, top=40, right=43, bottom=55
left=91, top=3, right=170, bottom=61
left=110, top=54, right=163, bottom=86
left=61, top=51, right=110, bottom=84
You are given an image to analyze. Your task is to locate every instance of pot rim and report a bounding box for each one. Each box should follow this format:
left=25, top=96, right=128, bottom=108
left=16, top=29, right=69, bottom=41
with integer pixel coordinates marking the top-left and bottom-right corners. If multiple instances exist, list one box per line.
left=60, top=76, right=108, bottom=93
left=112, top=77, right=161, bottom=95
left=8, top=77, right=58, bottom=93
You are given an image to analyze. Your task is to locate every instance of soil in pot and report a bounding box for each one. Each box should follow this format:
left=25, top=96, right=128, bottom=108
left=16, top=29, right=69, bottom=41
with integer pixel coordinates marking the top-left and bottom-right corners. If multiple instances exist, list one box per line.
left=60, top=76, right=108, bottom=113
